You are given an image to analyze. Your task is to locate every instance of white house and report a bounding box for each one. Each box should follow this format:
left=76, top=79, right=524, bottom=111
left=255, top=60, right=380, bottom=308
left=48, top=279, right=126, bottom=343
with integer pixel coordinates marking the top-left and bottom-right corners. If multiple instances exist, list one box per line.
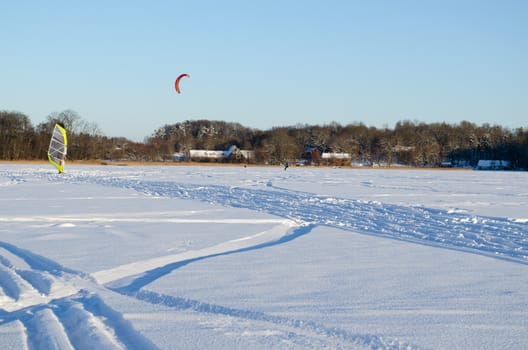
left=321, top=152, right=351, bottom=159
left=189, top=150, right=225, bottom=160
left=321, top=152, right=352, bottom=166
left=189, top=146, right=255, bottom=162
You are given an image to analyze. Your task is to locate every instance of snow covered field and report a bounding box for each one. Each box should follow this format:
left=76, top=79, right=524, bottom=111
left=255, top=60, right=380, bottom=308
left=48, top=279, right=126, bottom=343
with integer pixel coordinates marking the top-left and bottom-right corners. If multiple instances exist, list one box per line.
left=0, top=164, right=527, bottom=349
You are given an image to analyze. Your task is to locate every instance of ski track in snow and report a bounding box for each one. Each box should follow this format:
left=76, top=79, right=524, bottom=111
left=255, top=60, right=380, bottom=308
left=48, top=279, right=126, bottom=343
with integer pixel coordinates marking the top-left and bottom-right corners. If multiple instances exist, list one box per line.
left=60, top=172, right=528, bottom=265
left=120, top=288, right=416, bottom=350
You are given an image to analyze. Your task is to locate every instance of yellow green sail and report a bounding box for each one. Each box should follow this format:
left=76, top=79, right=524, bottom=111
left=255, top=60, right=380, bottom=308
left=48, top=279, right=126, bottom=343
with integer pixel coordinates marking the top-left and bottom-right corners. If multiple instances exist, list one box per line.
left=48, top=124, right=68, bottom=173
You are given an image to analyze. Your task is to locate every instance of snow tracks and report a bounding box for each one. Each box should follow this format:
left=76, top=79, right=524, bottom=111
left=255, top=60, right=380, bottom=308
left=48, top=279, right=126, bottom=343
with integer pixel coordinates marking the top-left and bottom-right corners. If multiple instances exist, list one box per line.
left=0, top=224, right=419, bottom=350
left=0, top=242, right=157, bottom=350
left=64, top=173, right=528, bottom=265
left=0, top=168, right=434, bottom=350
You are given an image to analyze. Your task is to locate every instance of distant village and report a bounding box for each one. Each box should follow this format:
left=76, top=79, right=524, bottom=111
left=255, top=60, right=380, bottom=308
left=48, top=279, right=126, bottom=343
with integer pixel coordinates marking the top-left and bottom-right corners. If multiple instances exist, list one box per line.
left=172, top=144, right=514, bottom=171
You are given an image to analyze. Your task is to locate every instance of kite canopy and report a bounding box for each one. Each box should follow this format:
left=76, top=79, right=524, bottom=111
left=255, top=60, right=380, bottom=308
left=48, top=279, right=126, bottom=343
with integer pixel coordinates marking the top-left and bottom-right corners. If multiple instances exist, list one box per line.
left=48, top=124, right=68, bottom=174
left=175, top=73, right=190, bottom=94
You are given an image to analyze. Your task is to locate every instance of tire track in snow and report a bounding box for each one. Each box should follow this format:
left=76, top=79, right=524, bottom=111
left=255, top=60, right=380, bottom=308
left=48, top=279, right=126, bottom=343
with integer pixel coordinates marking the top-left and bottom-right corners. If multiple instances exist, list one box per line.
left=53, top=299, right=125, bottom=349
left=63, top=174, right=528, bottom=264
left=52, top=292, right=158, bottom=350
left=0, top=241, right=78, bottom=276
left=0, top=243, right=158, bottom=350
left=24, top=308, right=74, bottom=350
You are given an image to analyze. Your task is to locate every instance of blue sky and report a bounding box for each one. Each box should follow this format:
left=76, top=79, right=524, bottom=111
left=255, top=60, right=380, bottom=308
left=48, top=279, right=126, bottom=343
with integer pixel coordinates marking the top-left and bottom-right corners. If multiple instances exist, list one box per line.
left=2, top=1, right=526, bottom=141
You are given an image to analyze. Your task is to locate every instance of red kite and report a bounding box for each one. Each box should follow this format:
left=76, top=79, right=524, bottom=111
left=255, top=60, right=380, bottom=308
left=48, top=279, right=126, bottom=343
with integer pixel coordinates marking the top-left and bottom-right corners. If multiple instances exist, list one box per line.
left=175, top=73, right=190, bottom=94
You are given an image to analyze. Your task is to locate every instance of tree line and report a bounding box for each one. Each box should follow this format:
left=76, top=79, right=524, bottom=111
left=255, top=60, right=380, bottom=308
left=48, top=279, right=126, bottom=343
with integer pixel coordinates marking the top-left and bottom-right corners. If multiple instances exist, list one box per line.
left=1, top=109, right=527, bottom=169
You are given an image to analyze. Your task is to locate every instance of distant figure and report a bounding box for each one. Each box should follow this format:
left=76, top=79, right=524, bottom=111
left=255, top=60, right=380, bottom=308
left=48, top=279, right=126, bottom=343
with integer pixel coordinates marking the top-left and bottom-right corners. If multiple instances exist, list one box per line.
left=284, top=162, right=289, bottom=171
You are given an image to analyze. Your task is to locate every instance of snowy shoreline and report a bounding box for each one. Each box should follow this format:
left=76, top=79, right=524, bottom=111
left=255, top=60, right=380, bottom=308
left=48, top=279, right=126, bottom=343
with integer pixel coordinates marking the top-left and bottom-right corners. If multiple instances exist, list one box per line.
left=0, top=159, right=476, bottom=169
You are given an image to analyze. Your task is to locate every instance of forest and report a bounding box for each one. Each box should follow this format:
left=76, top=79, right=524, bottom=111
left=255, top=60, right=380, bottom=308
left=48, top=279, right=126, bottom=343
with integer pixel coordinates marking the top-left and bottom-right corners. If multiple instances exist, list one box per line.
left=1, top=109, right=527, bottom=169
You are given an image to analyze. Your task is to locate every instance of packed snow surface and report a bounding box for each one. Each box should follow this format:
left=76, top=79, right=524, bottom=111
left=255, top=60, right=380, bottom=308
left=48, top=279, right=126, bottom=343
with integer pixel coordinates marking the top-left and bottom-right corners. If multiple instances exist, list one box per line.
left=1, top=164, right=527, bottom=349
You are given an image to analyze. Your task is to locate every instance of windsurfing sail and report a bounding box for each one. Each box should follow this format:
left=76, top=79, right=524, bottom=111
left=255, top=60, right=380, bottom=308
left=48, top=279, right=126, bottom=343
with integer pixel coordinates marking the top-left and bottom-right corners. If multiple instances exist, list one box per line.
left=48, top=123, right=68, bottom=173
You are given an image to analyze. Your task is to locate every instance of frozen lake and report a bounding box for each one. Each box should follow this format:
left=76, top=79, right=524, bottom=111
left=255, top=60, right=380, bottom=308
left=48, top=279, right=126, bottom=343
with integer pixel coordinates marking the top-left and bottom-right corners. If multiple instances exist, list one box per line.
left=1, top=164, right=527, bottom=349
